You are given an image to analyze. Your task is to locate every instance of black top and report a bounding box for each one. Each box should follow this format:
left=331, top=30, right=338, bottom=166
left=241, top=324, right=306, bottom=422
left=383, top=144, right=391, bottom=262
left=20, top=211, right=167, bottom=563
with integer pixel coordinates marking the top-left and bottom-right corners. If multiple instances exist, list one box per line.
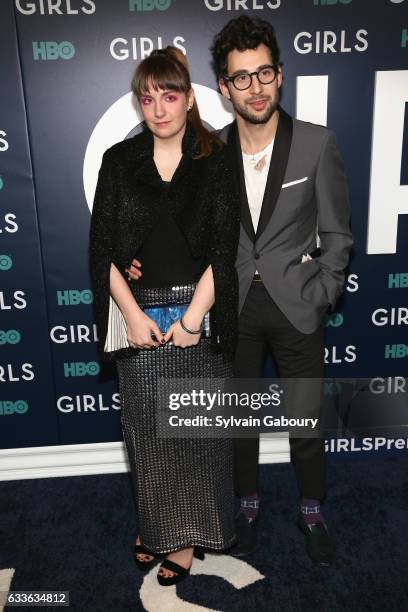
left=135, top=180, right=206, bottom=288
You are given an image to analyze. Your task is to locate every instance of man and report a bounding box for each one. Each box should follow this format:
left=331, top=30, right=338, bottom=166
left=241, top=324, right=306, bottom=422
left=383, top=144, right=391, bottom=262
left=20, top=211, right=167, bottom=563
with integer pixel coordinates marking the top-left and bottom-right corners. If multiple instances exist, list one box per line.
left=127, top=16, right=353, bottom=566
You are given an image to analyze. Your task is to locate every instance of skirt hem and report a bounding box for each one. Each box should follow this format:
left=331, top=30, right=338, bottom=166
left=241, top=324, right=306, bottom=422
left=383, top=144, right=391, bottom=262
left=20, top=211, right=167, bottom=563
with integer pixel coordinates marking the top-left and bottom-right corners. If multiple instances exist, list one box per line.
left=140, top=534, right=237, bottom=556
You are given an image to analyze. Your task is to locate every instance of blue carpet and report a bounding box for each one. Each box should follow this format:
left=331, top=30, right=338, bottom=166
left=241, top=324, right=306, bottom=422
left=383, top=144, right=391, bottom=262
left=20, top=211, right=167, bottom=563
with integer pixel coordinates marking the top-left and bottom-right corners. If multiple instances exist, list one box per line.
left=1, top=457, right=407, bottom=611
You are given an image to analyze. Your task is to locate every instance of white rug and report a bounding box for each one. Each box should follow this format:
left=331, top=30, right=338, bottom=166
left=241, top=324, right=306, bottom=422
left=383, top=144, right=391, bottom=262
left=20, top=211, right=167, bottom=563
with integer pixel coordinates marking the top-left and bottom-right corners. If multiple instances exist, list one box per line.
left=0, top=569, right=15, bottom=612
left=139, top=554, right=264, bottom=611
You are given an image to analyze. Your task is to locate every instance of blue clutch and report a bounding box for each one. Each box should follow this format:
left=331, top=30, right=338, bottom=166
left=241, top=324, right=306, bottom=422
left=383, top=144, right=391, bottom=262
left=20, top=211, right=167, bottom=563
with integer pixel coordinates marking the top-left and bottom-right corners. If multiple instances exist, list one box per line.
left=143, top=303, right=210, bottom=337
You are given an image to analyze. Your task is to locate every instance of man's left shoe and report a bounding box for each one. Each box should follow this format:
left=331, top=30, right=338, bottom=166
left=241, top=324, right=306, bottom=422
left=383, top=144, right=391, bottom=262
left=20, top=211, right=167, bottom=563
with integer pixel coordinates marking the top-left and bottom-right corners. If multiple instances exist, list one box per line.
left=296, top=513, right=335, bottom=567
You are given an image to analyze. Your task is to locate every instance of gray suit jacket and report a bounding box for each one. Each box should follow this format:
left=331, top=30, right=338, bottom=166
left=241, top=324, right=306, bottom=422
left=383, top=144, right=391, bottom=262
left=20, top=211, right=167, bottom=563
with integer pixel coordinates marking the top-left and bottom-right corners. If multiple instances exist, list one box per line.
left=218, top=107, right=353, bottom=334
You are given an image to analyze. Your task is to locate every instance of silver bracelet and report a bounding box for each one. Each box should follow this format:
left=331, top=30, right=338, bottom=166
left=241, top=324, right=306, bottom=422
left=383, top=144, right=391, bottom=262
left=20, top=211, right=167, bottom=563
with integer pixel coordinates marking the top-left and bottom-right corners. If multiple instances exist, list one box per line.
left=180, top=316, right=204, bottom=335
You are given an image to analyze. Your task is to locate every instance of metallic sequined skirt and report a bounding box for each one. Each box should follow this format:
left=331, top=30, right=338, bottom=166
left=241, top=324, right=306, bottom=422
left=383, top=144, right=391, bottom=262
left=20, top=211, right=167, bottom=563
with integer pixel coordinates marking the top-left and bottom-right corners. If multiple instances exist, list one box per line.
left=116, top=284, right=236, bottom=553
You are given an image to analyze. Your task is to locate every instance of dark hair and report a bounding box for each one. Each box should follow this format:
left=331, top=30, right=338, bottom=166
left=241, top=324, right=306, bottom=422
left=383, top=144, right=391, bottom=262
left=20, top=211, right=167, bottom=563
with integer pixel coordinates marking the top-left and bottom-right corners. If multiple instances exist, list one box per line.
left=131, top=46, right=222, bottom=158
left=210, top=15, right=281, bottom=77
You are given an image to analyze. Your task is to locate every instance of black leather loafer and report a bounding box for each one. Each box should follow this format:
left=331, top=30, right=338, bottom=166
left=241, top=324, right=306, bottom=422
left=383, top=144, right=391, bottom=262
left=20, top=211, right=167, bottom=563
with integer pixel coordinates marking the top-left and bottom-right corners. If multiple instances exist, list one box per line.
left=229, top=512, right=258, bottom=557
left=296, top=513, right=335, bottom=566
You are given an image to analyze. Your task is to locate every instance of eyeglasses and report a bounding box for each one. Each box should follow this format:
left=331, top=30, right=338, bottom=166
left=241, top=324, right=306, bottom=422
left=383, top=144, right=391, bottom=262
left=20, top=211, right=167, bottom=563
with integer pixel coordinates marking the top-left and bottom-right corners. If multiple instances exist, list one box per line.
left=223, top=65, right=278, bottom=91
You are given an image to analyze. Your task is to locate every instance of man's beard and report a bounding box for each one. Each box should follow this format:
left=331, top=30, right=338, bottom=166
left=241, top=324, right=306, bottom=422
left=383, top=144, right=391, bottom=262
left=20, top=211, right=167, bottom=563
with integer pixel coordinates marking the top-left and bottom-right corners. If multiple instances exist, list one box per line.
left=234, top=97, right=278, bottom=125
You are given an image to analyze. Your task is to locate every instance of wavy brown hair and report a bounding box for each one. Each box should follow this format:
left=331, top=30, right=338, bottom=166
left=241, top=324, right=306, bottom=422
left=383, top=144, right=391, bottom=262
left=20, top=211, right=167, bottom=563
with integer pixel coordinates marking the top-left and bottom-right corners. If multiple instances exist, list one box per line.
left=211, top=15, right=281, bottom=77
left=131, top=46, right=223, bottom=158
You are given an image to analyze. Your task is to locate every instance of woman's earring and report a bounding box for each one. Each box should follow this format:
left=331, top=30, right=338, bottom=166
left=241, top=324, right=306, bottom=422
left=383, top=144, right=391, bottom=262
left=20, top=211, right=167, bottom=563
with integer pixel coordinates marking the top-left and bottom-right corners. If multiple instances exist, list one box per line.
left=187, top=105, right=192, bottom=112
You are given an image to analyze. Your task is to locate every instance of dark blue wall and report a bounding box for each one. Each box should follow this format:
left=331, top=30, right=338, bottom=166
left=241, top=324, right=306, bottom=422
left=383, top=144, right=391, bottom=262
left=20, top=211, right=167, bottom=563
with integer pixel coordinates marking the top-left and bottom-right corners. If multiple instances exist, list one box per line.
left=1, top=0, right=407, bottom=456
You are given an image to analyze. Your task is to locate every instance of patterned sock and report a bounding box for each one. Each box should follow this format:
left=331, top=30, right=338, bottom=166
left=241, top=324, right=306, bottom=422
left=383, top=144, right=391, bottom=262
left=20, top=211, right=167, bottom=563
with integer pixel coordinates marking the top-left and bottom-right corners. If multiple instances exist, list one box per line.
left=239, top=492, right=259, bottom=522
left=300, top=497, right=325, bottom=525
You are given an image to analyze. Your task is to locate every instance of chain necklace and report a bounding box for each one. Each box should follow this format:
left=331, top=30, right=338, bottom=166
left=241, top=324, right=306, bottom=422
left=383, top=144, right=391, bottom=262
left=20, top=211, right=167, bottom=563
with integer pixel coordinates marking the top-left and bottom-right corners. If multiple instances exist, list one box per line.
left=243, top=141, right=272, bottom=171
left=243, top=149, right=268, bottom=171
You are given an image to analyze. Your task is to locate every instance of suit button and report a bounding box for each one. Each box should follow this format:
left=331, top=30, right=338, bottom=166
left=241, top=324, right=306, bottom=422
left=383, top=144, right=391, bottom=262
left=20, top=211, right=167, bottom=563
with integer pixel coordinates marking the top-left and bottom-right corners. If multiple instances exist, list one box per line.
left=254, top=252, right=260, bottom=260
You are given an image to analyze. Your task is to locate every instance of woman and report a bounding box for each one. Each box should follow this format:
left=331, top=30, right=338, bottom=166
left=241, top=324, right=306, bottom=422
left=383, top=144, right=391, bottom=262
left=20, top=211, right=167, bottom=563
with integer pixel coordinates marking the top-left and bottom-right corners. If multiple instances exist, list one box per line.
left=89, top=47, right=239, bottom=586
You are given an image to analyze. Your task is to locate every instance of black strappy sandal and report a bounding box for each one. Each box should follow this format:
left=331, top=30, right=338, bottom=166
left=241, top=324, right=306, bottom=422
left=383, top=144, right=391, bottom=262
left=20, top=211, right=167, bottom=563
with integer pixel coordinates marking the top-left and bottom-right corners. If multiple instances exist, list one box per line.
left=133, top=542, right=163, bottom=571
left=157, top=547, right=205, bottom=586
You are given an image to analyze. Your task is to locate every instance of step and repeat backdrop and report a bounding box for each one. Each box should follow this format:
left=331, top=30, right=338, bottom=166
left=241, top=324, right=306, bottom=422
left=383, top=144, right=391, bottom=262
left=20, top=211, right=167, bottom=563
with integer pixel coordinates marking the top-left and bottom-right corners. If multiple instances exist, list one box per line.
left=1, top=0, right=407, bottom=457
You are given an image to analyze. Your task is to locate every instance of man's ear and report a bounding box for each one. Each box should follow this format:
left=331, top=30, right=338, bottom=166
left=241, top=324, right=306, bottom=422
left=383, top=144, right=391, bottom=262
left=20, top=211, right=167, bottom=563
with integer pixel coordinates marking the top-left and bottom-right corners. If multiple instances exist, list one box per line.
left=218, top=77, right=231, bottom=100
left=277, top=66, right=283, bottom=89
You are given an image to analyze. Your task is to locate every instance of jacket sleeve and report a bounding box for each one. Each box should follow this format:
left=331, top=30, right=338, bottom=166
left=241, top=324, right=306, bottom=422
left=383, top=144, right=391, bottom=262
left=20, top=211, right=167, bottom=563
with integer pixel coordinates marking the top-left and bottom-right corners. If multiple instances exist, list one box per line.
left=206, top=154, right=240, bottom=356
left=315, top=130, right=354, bottom=307
left=89, top=150, right=120, bottom=359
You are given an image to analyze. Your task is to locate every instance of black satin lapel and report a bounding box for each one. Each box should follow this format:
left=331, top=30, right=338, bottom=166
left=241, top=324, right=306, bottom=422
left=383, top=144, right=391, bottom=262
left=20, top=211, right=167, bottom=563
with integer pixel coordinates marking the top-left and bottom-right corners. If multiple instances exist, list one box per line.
left=255, top=108, right=293, bottom=240
left=228, top=122, right=256, bottom=242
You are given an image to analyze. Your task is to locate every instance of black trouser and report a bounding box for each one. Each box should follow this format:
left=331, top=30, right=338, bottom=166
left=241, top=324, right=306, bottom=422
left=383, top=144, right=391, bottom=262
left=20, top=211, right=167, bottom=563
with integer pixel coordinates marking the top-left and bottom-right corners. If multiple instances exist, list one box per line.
left=233, top=281, right=326, bottom=501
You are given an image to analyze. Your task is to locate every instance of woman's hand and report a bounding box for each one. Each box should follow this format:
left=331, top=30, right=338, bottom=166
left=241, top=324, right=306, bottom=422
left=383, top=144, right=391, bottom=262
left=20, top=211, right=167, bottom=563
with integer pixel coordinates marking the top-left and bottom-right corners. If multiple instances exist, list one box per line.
left=163, top=318, right=202, bottom=348
left=126, top=310, right=164, bottom=349
left=165, top=266, right=213, bottom=347
left=126, top=258, right=142, bottom=281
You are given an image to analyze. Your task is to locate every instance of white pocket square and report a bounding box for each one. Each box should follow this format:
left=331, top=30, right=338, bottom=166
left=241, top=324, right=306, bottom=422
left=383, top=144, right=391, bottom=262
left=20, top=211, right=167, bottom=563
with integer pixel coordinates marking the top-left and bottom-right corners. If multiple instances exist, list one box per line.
left=281, top=177, right=308, bottom=189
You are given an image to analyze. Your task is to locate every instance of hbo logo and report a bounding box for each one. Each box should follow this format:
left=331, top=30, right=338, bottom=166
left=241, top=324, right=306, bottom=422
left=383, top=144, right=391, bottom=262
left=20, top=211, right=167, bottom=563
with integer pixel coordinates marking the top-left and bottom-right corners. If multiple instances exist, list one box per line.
left=388, top=273, right=408, bottom=288
left=385, top=344, right=408, bottom=359
left=0, top=255, right=12, bottom=271
left=325, top=313, right=344, bottom=327
left=324, top=382, right=342, bottom=396
left=64, top=361, right=100, bottom=377
left=32, top=41, right=75, bottom=61
left=0, top=400, right=29, bottom=415
left=0, top=330, right=21, bottom=345
left=129, top=0, right=171, bottom=9
left=57, top=290, right=93, bottom=306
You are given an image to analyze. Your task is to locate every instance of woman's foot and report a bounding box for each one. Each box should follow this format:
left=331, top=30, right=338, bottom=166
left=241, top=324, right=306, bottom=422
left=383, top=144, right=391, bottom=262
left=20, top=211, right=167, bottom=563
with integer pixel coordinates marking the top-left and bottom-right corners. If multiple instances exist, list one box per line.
left=133, top=536, right=160, bottom=570
left=157, top=547, right=205, bottom=586
left=157, top=547, right=193, bottom=580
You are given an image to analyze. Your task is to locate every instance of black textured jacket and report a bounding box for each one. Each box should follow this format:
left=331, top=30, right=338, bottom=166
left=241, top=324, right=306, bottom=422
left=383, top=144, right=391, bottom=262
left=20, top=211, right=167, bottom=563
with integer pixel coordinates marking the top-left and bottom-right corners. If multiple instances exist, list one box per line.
left=89, top=124, right=240, bottom=361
